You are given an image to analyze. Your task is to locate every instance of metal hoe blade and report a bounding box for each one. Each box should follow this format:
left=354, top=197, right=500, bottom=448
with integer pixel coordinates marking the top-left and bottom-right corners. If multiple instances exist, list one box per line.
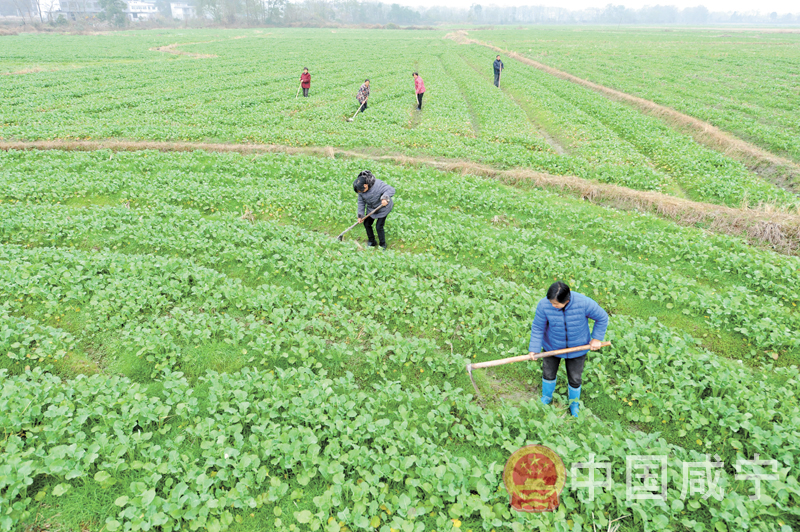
left=466, top=363, right=481, bottom=397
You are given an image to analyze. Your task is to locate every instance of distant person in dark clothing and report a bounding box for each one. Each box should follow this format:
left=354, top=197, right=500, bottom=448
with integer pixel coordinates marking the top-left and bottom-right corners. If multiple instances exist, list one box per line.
left=356, top=79, right=370, bottom=112
left=353, top=170, right=395, bottom=249
left=493, top=55, right=504, bottom=87
left=300, top=67, right=311, bottom=97
left=413, top=72, right=425, bottom=110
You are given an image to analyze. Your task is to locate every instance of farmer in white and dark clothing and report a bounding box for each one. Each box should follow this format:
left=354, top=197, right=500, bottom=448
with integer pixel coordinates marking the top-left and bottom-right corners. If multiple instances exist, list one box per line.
left=356, top=79, right=370, bottom=112
left=493, top=55, right=504, bottom=87
left=529, top=281, right=609, bottom=417
left=354, top=170, right=395, bottom=248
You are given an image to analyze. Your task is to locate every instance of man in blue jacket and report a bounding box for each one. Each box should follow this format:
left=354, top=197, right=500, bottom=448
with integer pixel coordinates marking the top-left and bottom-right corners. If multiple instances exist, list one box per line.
left=529, top=281, right=609, bottom=417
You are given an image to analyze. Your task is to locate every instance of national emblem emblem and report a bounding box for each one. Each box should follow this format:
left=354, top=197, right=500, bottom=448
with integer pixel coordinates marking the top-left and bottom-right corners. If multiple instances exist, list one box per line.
left=503, top=444, right=566, bottom=512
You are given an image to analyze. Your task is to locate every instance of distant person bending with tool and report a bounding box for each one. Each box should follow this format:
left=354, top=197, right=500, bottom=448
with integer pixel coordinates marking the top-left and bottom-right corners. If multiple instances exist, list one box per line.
left=356, top=79, right=370, bottom=112
left=413, top=72, right=425, bottom=110
left=529, top=281, right=609, bottom=418
left=493, top=55, right=504, bottom=87
left=300, top=67, right=311, bottom=97
left=354, top=170, right=394, bottom=249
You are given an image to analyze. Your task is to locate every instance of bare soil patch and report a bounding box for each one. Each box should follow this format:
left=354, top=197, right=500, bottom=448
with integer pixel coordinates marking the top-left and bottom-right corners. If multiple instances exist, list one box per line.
left=445, top=31, right=800, bottom=193
left=2, top=67, right=49, bottom=76
left=149, top=42, right=218, bottom=58
left=484, top=370, right=538, bottom=405
left=3, top=138, right=800, bottom=254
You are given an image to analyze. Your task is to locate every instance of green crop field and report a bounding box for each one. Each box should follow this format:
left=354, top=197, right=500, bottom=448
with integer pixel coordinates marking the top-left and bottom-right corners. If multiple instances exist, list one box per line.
left=472, top=27, right=800, bottom=163
left=1, top=27, right=799, bottom=532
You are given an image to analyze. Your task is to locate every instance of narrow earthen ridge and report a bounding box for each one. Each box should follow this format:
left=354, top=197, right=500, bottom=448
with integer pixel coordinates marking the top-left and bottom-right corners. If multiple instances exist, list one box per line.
left=149, top=42, right=218, bottom=58
left=148, top=35, right=258, bottom=58
left=2, top=67, right=52, bottom=76
left=445, top=31, right=800, bottom=193
left=2, top=138, right=799, bottom=254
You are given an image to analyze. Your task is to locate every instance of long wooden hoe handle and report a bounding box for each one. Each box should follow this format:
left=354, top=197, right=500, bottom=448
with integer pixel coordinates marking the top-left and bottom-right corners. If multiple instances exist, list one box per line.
left=336, top=204, right=383, bottom=240
left=470, top=341, right=611, bottom=370
left=349, top=98, right=367, bottom=120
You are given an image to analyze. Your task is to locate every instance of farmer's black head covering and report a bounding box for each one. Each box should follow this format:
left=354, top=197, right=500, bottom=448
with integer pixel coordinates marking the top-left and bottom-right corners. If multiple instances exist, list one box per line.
left=353, top=170, right=376, bottom=193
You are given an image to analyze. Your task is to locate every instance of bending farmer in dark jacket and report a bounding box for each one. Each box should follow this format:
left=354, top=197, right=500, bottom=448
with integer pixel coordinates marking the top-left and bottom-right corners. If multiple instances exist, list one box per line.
left=529, top=281, right=609, bottom=417
left=356, top=79, right=370, bottom=112
left=354, top=170, right=395, bottom=248
left=493, top=55, right=504, bottom=87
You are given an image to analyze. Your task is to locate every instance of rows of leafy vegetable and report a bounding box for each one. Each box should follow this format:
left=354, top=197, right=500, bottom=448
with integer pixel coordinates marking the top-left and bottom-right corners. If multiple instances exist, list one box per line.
left=0, top=168, right=794, bottom=528
left=456, top=46, right=798, bottom=208
left=2, top=191, right=799, bottom=367
left=0, top=149, right=799, bottom=527
left=2, top=198, right=799, bottom=463
left=3, top=149, right=797, bottom=360
left=474, top=27, right=800, bottom=164
left=1, top=230, right=798, bottom=531
left=4, top=147, right=798, bottom=340
left=6, top=356, right=796, bottom=532
left=3, top=30, right=799, bottom=532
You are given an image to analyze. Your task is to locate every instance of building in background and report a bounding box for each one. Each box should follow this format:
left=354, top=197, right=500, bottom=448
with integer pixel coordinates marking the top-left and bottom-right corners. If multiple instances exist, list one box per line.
left=169, top=1, right=193, bottom=19
left=55, top=0, right=159, bottom=21
left=40, top=0, right=62, bottom=19
left=126, top=0, right=157, bottom=19
left=59, top=0, right=101, bottom=19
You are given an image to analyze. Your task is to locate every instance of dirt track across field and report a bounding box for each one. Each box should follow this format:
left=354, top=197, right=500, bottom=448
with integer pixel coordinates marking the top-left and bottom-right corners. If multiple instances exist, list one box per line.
left=149, top=42, right=219, bottom=58
left=3, top=138, right=799, bottom=254
left=445, top=30, right=800, bottom=193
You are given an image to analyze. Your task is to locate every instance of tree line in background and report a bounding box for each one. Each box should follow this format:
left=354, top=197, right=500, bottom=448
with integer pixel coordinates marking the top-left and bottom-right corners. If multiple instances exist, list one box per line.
left=1, top=0, right=798, bottom=26
left=192, top=0, right=799, bottom=25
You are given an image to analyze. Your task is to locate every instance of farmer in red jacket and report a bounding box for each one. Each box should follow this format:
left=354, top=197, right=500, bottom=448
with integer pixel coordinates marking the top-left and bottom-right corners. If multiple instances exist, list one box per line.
left=413, top=72, right=425, bottom=110
left=300, top=67, right=311, bottom=97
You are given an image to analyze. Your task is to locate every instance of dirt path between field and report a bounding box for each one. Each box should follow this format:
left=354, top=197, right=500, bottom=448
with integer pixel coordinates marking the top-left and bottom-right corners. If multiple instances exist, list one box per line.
left=149, top=34, right=264, bottom=59
left=2, top=67, right=53, bottom=76
left=149, top=41, right=219, bottom=58
left=3, top=138, right=799, bottom=254
left=445, top=30, right=800, bottom=194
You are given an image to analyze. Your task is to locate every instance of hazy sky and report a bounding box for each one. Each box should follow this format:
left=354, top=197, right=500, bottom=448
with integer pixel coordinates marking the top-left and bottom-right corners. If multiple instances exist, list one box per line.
left=411, top=0, right=799, bottom=13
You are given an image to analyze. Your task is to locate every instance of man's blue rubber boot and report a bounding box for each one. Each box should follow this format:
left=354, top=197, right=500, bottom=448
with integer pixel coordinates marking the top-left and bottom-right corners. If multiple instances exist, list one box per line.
left=568, top=385, right=581, bottom=417
left=541, top=378, right=557, bottom=405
